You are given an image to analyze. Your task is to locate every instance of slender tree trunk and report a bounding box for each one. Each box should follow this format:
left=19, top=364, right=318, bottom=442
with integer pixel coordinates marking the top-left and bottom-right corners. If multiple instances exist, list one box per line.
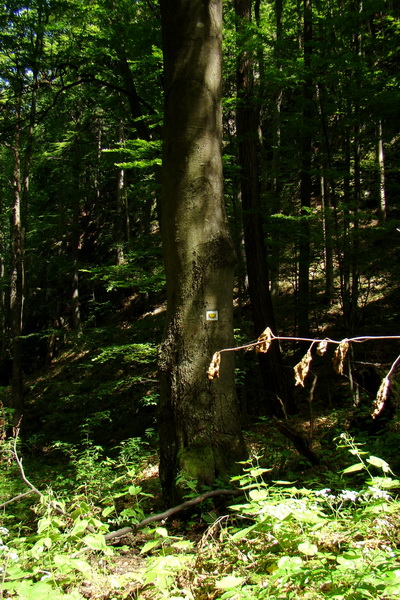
left=10, top=130, right=25, bottom=426
left=235, top=0, right=293, bottom=417
left=269, top=0, right=284, bottom=296
left=158, top=0, right=247, bottom=505
left=70, top=134, right=82, bottom=332
left=10, top=55, right=39, bottom=424
left=298, top=0, right=313, bottom=337
left=0, top=194, right=5, bottom=362
left=320, top=170, right=334, bottom=304
left=317, top=83, right=334, bottom=304
left=341, top=133, right=352, bottom=325
left=377, top=120, right=386, bottom=222
left=116, top=123, right=129, bottom=265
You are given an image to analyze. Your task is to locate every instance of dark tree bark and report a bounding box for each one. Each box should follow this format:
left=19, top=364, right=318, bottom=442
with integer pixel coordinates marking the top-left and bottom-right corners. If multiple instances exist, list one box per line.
left=10, top=128, right=25, bottom=426
left=0, top=194, right=6, bottom=365
left=298, top=0, right=313, bottom=337
left=158, top=0, right=247, bottom=505
left=234, top=0, right=294, bottom=417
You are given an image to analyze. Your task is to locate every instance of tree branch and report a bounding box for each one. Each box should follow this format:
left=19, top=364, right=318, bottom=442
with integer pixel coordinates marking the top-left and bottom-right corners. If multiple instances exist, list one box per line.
left=0, top=490, right=34, bottom=509
left=104, top=489, right=242, bottom=542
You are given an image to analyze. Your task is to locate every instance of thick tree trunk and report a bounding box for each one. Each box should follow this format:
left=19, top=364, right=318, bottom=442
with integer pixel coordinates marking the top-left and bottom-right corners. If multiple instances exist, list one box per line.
left=159, top=0, right=246, bottom=505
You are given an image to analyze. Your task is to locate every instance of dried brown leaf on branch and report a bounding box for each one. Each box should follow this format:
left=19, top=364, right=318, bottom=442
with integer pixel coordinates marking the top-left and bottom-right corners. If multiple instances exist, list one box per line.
left=332, top=340, right=349, bottom=374
left=316, top=339, right=329, bottom=356
left=294, top=349, right=312, bottom=387
left=207, top=351, right=221, bottom=380
left=256, top=327, right=273, bottom=354
left=372, top=377, right=390, bottom=419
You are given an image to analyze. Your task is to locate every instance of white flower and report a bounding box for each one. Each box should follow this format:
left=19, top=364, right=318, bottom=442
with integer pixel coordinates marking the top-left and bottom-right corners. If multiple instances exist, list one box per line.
left=8, top=552, right=18, bottom=562
left=339, top=490, right=359, bottom=502
left=0, top=527, right=9, bottom=536
left=40, top=571, right=51, bottom=580
left=365, top=487, right=391, bottom=501
left=316, top=488, right=331, bottom=496
left=315, top=488, right=336, bottom=501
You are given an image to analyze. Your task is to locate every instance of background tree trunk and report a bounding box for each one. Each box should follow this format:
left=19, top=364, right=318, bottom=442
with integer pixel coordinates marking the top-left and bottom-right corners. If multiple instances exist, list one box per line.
left=10, top=129, right=25, bottom=426
left=298, top=0, right=313, bottom=337
left=235, top=0, right=294, bottom=417
left=158, top=0, right=247, bottom=505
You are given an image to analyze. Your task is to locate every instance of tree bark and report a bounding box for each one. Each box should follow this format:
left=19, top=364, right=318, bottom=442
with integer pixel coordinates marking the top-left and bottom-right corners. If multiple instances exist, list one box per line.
left=158, top=0, right=247, bottom=505
left=10, top=130, right=25, bottom=426
left=377, top=120, right=386, bottom=222
left=298, top=0, right=313, bottom=337
left=0, top=194, right=5, bottom=364
left=235, top=0, right=293, bottom=417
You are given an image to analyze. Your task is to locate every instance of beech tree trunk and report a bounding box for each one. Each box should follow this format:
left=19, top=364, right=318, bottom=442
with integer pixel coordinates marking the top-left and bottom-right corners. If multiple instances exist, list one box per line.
left=158, top=0, right=246, bottom=504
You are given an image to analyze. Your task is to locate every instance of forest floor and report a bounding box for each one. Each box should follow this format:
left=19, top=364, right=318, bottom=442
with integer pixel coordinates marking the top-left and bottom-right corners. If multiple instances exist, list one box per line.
left=1, top=284, right=400, bottom=599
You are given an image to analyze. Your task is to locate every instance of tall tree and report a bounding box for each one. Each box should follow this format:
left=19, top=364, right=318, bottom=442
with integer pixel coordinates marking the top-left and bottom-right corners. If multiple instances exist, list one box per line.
left=158, top=0, right=247, bottom=504
left=297, top=0, right=313, bottom=337
left=234, top=0, right=293, bottom=416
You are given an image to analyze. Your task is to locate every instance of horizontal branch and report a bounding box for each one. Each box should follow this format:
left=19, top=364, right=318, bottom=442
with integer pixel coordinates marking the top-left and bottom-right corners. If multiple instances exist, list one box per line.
left=0, top=490, right=34, bottom=509
left=104, top=489, right=242, bottom=542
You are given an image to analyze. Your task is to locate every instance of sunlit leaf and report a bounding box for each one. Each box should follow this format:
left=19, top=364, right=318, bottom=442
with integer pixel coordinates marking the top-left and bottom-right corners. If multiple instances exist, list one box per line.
left=298, top=541, right=319, bottom=556
left=342, top=463, right=365, bottom=474
left=215, top=575, right=245, bottom=589
left=367, top=455, right=391, bottom=473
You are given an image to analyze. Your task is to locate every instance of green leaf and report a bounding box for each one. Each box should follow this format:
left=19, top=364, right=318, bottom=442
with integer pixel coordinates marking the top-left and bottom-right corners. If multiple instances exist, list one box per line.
left=367, top=456, right=391, bottom=473
left=231, top=523, right=259, bottom=540
left=37, top=518, right=53, bottom=534
left=248, top=488, right=269, bottom=501
left=215, top=575, right=246, bottom=589
left=370, top=477, right=399, bottom=489
left=70, top=519, right=89, bottom=536
left=140, top=539, right=161, bottom=554
left=155, top=527, right=169, bottom=538
left=82, top=533, right=108, bottom=552
left=384, top=584, right=400, bottom=595
left=102, top=506, right=115, bottom=518
left=277, top=556, right=304, bottom=572
left=342, top=462, right=365, bottom=474
left=298, top=541, right=319, bottom=556
left=66, top=558, right=92, bottom=574
left=171, top=540, right=194, bottom=550
left=249, top=467, right=270, bottom=477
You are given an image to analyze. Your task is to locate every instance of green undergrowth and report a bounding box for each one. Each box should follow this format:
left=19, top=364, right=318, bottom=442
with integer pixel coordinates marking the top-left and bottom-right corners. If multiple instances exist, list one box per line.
left=3, top=320, right=163, bottom=449
left=2, top=432, right=400, bottom=600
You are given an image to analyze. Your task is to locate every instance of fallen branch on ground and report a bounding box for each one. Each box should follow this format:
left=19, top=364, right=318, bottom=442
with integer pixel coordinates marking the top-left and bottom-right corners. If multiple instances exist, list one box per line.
left=104, top=488, right=242, bottom=542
